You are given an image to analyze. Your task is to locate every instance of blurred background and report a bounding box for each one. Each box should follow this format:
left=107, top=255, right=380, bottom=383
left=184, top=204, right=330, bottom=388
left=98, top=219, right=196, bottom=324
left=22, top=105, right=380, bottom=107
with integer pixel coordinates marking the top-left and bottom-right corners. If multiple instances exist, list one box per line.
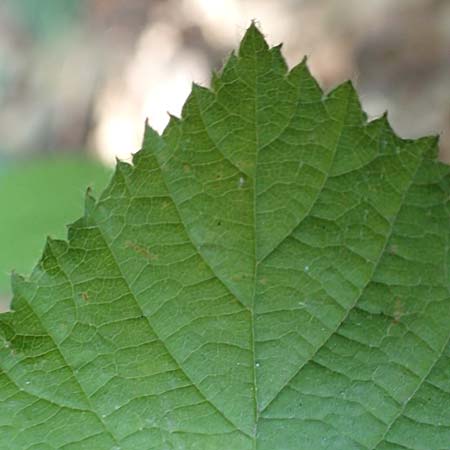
left=1, top=0, right=449, bottom=310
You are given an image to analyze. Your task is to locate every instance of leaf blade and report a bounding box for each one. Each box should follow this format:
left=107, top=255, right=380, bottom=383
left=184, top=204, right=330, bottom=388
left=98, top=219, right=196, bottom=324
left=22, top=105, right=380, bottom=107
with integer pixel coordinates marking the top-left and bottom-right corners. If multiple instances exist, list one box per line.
left=1, top=24, right=449, bottom=450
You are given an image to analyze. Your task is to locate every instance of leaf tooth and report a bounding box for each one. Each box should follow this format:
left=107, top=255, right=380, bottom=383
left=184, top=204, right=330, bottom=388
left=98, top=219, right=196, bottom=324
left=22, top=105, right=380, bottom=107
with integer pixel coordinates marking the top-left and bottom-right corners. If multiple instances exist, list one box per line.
left=211, top=69, right=220, bottom=89
left=215, top=51, right=238, bottom=87
left=45, top=236, right=68, bottom=257
left=325, top=79, right=368, bottom=125
left=115, top=157, right=132, bottom=173
left=37, top=236, right=69, bottom=279
left=288, top=56, right=324, bottom=97
left=84, top=187, right=96, bottom=218
left=112, top=158, right=133, bottom=188
left=190, top=81, right=210, bottom=100
left=378, top=110, right=440, bottom=158
left=269, top=44, right=288, bottom=75
left=10, top=271, right=25, bottom=297
left=133, top=121, right=165, bottom=166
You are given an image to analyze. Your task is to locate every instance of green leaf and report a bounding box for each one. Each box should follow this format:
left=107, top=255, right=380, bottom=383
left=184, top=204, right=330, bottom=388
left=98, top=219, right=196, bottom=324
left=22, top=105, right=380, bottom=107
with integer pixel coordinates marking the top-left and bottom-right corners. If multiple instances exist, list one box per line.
left=0, top=158, right=111, bottom=298
left=1, top=24, right=449, bottom=450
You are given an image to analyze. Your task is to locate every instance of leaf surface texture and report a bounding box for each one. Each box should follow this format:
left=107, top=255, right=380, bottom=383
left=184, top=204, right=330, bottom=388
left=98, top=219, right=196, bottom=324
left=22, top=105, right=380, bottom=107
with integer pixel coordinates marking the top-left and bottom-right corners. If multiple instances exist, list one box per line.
left=1, top=25, right=450, bottom=450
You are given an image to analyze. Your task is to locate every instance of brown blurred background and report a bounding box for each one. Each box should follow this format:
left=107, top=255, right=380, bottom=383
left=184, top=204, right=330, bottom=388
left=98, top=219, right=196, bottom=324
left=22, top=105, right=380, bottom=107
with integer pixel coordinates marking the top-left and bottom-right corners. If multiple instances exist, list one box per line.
left=0, top=0, right=449, bottom=309
left=1, top=0, right=449, bottom=163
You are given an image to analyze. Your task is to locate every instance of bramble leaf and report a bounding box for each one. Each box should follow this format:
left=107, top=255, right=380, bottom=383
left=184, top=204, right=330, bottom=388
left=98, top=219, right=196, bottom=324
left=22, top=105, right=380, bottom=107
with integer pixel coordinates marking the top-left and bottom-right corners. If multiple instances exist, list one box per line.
left=0, top=158, right=110, bottom=297
left=1, top=24, right=449, bottom=450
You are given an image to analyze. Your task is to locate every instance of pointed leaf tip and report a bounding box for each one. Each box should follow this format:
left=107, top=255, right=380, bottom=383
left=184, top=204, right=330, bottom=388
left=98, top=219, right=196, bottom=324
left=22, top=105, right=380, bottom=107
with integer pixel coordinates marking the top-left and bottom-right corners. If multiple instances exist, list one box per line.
left=239, top=22, right=269, bottom=57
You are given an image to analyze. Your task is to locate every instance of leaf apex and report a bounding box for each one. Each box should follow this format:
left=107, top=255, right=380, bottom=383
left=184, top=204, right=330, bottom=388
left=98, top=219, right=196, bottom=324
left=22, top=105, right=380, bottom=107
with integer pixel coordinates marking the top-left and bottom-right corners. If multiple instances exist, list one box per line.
left=239, top=22, right=269, bottom=57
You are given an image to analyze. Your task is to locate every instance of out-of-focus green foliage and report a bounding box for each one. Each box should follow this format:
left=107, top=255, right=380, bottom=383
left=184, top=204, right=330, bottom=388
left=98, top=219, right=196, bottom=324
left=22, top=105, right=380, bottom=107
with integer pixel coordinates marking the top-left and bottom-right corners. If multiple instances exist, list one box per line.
left=0, top=158, right=110, bottom=297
